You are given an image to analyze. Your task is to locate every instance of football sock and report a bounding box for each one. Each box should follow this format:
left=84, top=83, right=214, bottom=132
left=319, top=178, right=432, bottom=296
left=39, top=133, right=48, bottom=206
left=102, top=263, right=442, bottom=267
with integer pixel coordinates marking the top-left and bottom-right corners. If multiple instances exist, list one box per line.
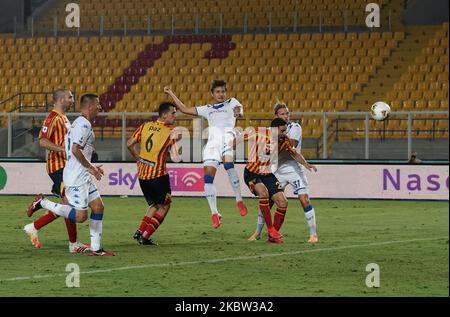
left=255, top=210, right=265, bottom=235
left=64, top=218, right=78, bottom=243
left=204, top=175, right=218, bottom=214
left=142, top=214, right=164, bottom=239
left=139, top=216, right=152, bottom=233
left=259, top=198, right=273, bottom=228
left=40, top=199, right=76, bottom=223
left=304, top=205, right=317, bottom=235
left=224, top=163, right=242, bottom=201
left=33, top=211, right=58, bottom=230
left=89, top=212, right=103, bottom=251
left=274, top=206, right=287, bottom=231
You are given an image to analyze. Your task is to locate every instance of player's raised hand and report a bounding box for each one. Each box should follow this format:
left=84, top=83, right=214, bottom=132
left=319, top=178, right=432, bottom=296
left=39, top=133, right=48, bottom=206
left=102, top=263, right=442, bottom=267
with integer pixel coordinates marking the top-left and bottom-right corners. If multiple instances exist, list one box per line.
left=233, top=105, right=243, bottom=117
left=163, top=86, right=172, bottom=94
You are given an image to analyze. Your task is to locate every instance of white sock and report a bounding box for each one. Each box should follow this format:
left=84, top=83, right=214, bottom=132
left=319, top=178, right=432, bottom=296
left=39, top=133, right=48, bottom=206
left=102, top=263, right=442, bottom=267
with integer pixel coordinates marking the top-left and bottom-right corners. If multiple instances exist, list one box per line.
left=40, top=198, right=72, bottom=218
left=304, top=206, right=317, bottom=235
left=89, top=214, right=103, bottom=251
left=256, top=210, right=265, bottom=235
left=225, top=167, right=243, bottom=201
left=204, top=183, right=218, bottom=214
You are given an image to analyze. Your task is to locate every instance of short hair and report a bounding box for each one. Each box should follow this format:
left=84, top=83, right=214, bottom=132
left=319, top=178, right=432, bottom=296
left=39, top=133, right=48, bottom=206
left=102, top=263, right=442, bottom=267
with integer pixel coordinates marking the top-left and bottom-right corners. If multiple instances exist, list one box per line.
left=270, top=118, right=287, bottom=128
left=53, top=88, right=69, bottom=103
left=274, top=101, right=288, bottom=115
left=210, top=79, right=227, bottom=92
left=158, top=102, right=175, bottom=117
left=80, top=93, right=99, bottom=108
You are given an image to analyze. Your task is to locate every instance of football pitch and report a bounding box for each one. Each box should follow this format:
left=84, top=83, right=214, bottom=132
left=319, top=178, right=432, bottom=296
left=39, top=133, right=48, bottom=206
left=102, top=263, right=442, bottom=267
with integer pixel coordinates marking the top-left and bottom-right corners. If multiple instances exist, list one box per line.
left=0, top=196, right=448, bottom=297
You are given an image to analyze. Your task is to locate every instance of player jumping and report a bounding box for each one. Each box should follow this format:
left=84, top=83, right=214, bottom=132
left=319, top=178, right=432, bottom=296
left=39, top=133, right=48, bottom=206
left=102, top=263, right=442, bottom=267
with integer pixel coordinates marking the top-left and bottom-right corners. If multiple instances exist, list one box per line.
left=26, top=94, right=114, bottom=256
left=127, top=102, right=179, bottom=246
left=23, top=89, right=89, bottom=253
left=248, top=104, right=319, bottom=244
left=164, top=80, right=248, bottom=229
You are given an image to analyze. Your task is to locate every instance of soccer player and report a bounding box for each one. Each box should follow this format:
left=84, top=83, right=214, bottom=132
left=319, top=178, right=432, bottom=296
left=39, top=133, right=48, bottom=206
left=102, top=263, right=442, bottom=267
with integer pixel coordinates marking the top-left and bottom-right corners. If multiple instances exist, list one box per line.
left=27, top=94, right=114, bottom=256
left=239, top=118, right=316, bottom=243
left=23, top=88, right=89, bottom=253
left=127, top=102, right=178, bottom=246
left=164, top=80, right=248, bottom=229
left=248, top=104, right=319, bottom=244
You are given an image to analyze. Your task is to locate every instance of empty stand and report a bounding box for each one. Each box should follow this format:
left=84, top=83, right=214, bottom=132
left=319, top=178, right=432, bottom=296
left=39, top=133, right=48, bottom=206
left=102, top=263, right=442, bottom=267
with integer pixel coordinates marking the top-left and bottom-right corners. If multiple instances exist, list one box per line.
left=34, top=0, right=404, bottom=34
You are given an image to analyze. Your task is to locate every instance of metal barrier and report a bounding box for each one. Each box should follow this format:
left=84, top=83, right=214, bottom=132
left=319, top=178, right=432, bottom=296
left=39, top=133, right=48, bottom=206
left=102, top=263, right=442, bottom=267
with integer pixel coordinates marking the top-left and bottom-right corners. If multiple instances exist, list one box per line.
left=0, top=111, right=448, bottom=161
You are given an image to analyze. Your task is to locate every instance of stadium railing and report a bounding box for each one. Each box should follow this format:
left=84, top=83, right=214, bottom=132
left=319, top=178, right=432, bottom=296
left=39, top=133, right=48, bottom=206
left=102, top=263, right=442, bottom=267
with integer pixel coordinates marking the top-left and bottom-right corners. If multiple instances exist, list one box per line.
left=0, top=111, right=448, bottom=161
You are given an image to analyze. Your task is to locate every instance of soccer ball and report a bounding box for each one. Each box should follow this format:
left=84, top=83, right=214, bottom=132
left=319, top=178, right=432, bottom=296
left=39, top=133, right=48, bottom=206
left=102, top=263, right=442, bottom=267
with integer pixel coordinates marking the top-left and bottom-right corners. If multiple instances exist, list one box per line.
left=370, top=101, right=391, bottom=121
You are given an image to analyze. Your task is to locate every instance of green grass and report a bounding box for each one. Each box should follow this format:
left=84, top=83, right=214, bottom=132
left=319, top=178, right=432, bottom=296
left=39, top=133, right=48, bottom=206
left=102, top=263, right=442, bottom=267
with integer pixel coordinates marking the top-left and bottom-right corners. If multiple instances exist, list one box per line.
left=0, top=196, right=448, bottom=297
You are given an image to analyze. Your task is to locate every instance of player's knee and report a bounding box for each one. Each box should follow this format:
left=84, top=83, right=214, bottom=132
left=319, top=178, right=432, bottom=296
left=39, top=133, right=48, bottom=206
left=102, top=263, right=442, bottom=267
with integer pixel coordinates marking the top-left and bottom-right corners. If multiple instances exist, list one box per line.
left=92, top=203, right=104, bottom=213
left=274, top=195, right=288, bottom=208
left=299, top=195, right=310, bottom=207
left=258, top=189, right=269, bottom=198
left=278, top=198, right=288, bottom=208
left=76, top=212, right=88, bottom=222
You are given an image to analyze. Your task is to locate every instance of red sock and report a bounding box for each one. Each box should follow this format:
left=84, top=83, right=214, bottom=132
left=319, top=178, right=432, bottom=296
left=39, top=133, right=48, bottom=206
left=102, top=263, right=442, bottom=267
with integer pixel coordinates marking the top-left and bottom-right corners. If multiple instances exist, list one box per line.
left=64, top=218, right=77, bottom=243
left=33, top=211, right=58, bottom=230
left=139, top=216, right=152, bottom=233
left=274, top=206, right=287, bottom=231
left=259, top=198, right=274, bottom=229
left=142, top=214, right=165, bottom=239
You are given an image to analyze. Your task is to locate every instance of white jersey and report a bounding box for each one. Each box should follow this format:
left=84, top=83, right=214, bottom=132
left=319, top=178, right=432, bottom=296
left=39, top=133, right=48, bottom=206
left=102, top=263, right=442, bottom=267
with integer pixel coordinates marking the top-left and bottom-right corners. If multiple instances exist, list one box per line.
left=63, top=116, right=95, bottom=187
left=277, top=121, right=303, bottom=174
left=195, top=98, right=242, bottom=142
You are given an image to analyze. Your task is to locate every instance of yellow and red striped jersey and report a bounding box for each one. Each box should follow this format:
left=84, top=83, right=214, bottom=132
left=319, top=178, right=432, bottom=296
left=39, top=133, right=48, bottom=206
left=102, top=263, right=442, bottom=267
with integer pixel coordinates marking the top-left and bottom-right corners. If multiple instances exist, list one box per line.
left=132, top=120, right=177, bottom=180
left=39, top=109, right=70, bottom=174
left=245, top=129, right=296, bottom=175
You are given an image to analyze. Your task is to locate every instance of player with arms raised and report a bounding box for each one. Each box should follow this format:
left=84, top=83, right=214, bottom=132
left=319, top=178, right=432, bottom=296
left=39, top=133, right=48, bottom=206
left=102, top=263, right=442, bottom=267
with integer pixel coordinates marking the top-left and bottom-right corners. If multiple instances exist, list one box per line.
left=164, top=80, right=247, bottom=229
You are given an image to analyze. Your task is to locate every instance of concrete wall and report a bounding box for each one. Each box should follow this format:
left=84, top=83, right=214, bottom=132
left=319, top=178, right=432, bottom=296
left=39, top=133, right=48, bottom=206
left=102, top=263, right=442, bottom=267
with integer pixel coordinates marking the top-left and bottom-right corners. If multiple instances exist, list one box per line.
left=0, top=0, right=25, bottom=33
left=403, top=0, right=449, bottom=24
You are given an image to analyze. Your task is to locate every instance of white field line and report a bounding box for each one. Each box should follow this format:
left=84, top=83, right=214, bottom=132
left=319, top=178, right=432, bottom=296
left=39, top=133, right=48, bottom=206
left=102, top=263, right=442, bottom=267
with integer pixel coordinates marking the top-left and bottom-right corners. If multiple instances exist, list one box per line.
left=1, top=236, right=447, bottom=283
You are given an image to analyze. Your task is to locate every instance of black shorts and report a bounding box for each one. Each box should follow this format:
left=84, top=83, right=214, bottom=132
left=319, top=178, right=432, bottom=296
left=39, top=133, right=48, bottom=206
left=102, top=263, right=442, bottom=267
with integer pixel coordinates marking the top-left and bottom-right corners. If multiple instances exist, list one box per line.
left=139, top=174, right=172, bottom=206
left=49, top=168, right=65, bottom=198
left=243, top=168, right=283, bottom=199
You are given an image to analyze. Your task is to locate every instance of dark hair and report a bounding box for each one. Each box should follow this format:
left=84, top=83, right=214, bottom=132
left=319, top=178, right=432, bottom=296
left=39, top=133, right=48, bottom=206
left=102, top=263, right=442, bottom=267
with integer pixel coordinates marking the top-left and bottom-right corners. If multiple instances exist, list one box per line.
left=274, top=102, right=288, bottom=115
left=210, top=79, right=227, bottom=92
left=158, top=102, right=175, bottom=116
left=270, top=118, right=287, bottom=127
left=80, top=93, right=99, bottom=108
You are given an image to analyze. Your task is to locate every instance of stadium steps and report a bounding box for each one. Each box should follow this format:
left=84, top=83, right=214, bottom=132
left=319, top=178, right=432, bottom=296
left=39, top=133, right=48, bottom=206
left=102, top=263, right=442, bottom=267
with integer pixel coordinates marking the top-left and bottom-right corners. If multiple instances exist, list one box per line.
left=349, top=25, right=440, bottom=111
left=99, top=35, right=235, bottom=113
left=331, top=25, right=441, bottom=145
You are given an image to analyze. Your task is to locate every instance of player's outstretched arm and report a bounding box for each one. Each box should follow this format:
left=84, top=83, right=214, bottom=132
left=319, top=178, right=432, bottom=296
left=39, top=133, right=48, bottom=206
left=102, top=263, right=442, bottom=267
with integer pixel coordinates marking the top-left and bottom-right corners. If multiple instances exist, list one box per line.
left=72, top=144, right=103, bottom=180
left=39, top=138, right=64, bottom=152
left=292, top=151, right=317, bottom=172
left=126, top=135, right=140, bottom=162
left=163, top=86, right=198, bottom=116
